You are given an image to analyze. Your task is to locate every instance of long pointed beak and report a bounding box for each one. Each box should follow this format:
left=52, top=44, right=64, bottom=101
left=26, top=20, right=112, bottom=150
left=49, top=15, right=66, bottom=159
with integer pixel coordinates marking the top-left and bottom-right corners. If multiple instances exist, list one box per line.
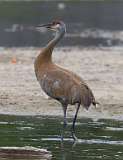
left=36, top=23, right=52, bottom=28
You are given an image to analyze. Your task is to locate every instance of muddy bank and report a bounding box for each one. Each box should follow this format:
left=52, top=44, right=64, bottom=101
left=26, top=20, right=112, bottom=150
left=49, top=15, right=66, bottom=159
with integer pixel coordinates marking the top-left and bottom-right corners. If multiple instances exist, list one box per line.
left=0, top=47, right=123, bottom=120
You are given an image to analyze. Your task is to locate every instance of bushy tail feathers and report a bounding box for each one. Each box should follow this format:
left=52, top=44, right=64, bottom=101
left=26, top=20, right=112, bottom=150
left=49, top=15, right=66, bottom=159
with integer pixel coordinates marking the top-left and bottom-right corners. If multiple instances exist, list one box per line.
left=79, top=82, right=99, bottom=110
left=80, top=88, right=99, bottom=110
left=92, top=99, right=99, bottom=107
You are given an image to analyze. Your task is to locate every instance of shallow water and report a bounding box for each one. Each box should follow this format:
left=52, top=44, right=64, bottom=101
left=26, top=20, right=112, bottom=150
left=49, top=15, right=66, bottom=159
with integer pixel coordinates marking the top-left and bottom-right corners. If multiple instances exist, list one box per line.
left=0, top=115, right=123, bottom=160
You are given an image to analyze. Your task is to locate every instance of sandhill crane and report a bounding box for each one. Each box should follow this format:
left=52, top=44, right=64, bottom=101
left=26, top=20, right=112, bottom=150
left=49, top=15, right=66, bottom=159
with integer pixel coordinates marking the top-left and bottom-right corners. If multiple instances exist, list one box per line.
left=34, top=20, right=97, bottom=141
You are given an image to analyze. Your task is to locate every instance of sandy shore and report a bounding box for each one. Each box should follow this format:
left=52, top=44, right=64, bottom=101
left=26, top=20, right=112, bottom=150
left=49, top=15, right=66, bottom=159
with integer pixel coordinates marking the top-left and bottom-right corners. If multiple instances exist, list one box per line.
left=0, top=47, right=123, bottom=120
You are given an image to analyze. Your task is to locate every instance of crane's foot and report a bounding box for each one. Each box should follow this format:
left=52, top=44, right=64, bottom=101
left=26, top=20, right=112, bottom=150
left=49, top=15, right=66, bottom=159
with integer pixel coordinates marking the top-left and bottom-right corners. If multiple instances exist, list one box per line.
left=60, top=129, right=65, bottom=142
left=60, top=119, right=67, bottom=142
left=61, top=134, right=64, bottom=142
left=71, top=132, right=78, bottom=141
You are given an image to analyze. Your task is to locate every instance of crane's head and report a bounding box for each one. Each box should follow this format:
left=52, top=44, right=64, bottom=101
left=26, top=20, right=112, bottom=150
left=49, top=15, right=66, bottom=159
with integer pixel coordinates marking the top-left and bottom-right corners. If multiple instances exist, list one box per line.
left=37, top=20, right=66, bottom=33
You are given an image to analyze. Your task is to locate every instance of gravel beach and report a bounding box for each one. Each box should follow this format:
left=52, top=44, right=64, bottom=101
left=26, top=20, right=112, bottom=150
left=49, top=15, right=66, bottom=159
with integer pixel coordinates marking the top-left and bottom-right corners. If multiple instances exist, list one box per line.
left=0, top=47, right=123, bottom=120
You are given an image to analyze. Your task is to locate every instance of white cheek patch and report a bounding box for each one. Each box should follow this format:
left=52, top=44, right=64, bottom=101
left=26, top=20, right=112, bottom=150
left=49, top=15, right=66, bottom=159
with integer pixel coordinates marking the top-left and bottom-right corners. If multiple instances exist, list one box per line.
left=53, top=24, right=60, bottom=29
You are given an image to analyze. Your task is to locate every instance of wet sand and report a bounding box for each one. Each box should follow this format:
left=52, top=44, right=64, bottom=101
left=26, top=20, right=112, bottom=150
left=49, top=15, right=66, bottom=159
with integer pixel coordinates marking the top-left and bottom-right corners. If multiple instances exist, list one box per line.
left=0, top=47, right=123, bottom=120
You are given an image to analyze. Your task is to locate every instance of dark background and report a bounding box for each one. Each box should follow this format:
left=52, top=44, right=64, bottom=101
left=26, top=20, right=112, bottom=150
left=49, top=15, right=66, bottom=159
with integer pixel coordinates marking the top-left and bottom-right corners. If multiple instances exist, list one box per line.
left=0, top=1, right=123, bottom=47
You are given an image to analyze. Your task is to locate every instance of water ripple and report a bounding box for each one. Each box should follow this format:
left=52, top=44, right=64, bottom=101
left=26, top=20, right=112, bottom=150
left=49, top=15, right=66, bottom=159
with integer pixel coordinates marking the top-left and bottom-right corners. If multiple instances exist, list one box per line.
left=41, top=137, right=123, bottom=145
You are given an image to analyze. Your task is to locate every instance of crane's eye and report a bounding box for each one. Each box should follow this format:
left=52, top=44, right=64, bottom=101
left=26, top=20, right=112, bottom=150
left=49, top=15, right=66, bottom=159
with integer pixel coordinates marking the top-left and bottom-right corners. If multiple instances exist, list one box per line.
left=50, top=21, right=61, bottom=30
left=54, top=24, right=60, bottom=28
left=51, top=23, right=60, bottom=29
left=52, top=21, right=60, bottom=25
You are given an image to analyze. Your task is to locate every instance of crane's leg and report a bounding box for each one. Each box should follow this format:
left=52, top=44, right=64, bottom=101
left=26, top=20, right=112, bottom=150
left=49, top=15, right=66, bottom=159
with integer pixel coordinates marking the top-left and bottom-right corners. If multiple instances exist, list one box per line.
left=71, top=103, right=80, bottom=141
left=61, top=104, right=67, bottom=141
left=63, top=104, right=67, bottom=128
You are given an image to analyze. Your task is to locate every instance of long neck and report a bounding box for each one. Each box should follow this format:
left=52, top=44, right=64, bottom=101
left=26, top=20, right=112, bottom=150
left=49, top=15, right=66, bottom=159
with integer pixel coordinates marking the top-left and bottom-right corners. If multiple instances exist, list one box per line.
left=47, top=28, right=65, bottom=49
left=35, top=27, right=65, bottom=66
